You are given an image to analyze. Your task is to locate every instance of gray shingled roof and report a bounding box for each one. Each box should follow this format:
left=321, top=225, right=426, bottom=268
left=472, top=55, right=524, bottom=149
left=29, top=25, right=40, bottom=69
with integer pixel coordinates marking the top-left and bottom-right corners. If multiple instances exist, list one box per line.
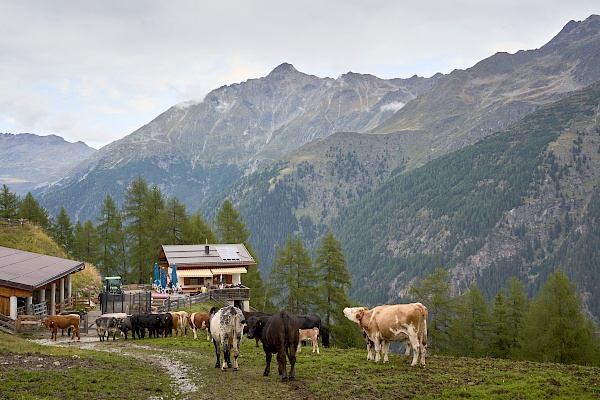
left=0, top=246, right=85, bottom=291
left=158, top=244, right=256, bottom=267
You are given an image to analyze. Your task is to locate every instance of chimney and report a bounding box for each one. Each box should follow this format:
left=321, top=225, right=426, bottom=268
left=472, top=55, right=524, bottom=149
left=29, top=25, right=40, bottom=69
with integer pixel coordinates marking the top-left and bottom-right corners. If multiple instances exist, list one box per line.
left=205, top=245, right=210, bottom=255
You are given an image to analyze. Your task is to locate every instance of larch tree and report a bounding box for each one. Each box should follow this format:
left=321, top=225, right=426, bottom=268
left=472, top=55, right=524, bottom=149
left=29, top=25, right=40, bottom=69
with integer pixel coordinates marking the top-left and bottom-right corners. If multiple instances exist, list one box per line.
left=0, top=184, right=19, bottom=218
left=409, top=267, right=455, bottom=354
left=17, top=192, right=49, bottom=229
left=96, top=195, right=126, bottom=278
left=213, top=199, right=270, bottom=311
left=448, top=283, right=492, bottom=358
left=520, top=270, right=600, bottom=365
left=314, top=231, right=353, bottom=343
left=269, top=234, right=318, bottom=314
left=51, top=206, right=73, bottom=251
left=71, top=220, right=99, bottom=264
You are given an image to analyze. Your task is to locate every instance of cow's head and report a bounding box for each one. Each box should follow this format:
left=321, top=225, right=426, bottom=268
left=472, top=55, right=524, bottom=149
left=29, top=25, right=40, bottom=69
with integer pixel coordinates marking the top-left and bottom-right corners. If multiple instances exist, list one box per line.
left=343, top=307, right=368, bottom=324
left=246, top=316, right=263, bottom=339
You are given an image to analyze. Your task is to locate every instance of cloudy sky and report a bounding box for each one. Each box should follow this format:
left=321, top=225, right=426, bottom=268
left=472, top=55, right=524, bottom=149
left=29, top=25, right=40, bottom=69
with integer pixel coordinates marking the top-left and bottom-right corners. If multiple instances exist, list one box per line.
left=1, top=1, right=598, bottom=150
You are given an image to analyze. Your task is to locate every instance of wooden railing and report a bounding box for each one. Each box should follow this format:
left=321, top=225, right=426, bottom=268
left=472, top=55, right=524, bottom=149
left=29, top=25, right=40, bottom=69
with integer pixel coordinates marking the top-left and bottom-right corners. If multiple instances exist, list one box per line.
left=0, top=314, right=17, bottom=334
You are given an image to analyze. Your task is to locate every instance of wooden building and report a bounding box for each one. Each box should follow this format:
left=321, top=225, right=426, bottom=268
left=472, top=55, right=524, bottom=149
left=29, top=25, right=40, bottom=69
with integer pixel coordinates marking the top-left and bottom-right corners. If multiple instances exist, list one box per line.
left=157, top=243, right=255, bottom=310
left=0, top=246, right=84, bottom=318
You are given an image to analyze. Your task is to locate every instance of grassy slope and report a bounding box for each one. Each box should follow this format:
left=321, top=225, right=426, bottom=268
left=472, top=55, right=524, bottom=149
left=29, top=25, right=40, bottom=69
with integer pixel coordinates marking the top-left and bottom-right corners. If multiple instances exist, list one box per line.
left=1, top=328, right=599, bottom=400
left=0, top=223, right=69, bottom=258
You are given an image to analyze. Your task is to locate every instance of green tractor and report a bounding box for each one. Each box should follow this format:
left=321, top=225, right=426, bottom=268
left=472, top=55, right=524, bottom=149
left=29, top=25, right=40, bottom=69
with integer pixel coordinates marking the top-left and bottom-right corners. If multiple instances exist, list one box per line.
left=103, top=276, right=123, bottom=294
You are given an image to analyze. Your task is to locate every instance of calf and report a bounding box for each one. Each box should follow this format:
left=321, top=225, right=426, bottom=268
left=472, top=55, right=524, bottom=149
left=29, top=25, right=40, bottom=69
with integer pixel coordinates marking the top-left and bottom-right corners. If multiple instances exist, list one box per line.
left=247, top=310, right=299, bottom=381
left=209, top=306, right=246, bottom=371
left=95, top=316, right=118, bottom=341
left=189, top=312, right=211, bottom=340
left=297, top=327, right=319, bottom=354
left=42, top=314, right=81, bottom=341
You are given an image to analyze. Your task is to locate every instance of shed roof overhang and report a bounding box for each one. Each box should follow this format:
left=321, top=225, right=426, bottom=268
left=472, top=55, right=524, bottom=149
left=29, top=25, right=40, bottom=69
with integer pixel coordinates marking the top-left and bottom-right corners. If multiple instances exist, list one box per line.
left=0, top=246, right=85, bottom=292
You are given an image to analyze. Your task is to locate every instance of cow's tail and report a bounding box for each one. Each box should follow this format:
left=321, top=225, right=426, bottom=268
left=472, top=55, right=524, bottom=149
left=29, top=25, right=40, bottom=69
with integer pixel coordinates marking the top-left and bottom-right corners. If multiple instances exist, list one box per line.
left=420, top=307, right=428, bottom=348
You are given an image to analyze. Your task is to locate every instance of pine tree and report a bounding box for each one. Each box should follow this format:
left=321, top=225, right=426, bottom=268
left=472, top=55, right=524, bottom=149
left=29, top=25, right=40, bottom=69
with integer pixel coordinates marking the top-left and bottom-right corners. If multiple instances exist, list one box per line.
left=123, top=177, right=156, bottom=283
left=71, top=220, right=99, bottom=264
left=448, top=283, right=492, bottom=358
left=520, top=270, right=600, bottom=365
left=17, top=192, right=49, bottom=228
left=96, top=195, right=126, bottom=278
left=409, top=267, right=455, bottom=354
left=212, top=199, right=270, bottom=310
left=184, top=211, right=217, bottom=244
left=490, top=290, right=511, bottom=358
left=269, top=234, right=318, bottom=314
left=51, top=206, right=73, bottom=251
left=504, top=277, right=528, bottom=358
left=314, top=231, right=353, bottom=344
left=214, top=199, right=250, bottom=243
left=162, top=197, right=188, bottom=245
left=0, top=184, right=19, bottom=218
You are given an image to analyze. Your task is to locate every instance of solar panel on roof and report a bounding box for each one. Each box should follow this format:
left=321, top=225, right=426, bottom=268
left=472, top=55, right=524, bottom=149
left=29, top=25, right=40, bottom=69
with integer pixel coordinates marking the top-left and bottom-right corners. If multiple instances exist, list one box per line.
left=215, top=246, right=240, bottom=261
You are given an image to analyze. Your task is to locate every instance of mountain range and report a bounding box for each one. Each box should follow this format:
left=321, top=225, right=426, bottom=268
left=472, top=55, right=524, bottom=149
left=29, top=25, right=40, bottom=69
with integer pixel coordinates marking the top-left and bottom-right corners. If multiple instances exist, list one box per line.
left=4, top=15, right=600, bottom=319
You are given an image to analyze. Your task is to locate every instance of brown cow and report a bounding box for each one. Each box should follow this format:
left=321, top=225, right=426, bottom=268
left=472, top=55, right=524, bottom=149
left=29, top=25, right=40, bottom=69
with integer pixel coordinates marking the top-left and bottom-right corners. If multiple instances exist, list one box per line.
left=42, top=314, right=81, bottom=341
left=343, top=303, right=428, bottom=366
left=188, top=312, right=211, bottom=340
left=297, top=327, right=319, bottom=354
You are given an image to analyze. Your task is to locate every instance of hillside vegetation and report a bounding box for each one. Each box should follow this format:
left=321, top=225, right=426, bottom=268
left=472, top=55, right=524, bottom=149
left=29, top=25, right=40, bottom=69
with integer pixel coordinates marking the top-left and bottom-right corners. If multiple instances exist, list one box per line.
left=3, top=328, right=600, bottom=399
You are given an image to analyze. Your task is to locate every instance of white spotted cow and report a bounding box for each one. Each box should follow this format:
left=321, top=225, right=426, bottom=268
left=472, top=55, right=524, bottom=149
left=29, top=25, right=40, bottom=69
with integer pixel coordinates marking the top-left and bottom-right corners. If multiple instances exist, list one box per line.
left=343, top=303, right=428, bottom=366
left=209, top=306, right=246, bottom=371
left=297, top=327, right=320, bottom=354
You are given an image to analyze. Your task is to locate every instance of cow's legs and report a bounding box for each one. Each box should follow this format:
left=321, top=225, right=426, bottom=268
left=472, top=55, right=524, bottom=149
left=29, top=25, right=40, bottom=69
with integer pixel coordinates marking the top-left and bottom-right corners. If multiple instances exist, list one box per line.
left=213, top=340, right=221, bottom=369
left=373, top=337, right=382, bottom=362
left=407, top=330, right=420, bottom=366
left=277, top=350, right=287, bottom=380
left=288, top=346, right=296, bottom=381
left=263, top=351, right=272, bottom=376
left=222, top=342, right=231, bottom=371
left=382, top=341, right=390, bottom=362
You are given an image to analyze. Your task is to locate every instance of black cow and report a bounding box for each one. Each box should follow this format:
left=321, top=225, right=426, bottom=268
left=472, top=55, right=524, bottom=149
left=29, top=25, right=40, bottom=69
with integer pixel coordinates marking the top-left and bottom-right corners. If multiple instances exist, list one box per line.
left=117, top=317, right=133, bottom=340
left=243, top=311, right=272, bottom=347
left=247, top=310, right=299, bottom=381
left=295, top=314, right=330, bottom=348
left=130, top=314, right=161, bottom=339
left=159, top=313, right=173, bottom=337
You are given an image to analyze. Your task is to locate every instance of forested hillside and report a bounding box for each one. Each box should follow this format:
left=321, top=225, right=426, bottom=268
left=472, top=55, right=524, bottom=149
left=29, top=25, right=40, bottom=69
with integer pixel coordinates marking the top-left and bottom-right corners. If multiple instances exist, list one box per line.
left=331, top=81, right=600, bottom=320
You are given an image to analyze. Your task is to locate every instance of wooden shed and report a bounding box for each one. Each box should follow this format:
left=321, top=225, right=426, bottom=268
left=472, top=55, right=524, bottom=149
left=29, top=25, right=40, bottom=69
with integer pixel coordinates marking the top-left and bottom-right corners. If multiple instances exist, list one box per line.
left=0, top=246, right=85, bottom=318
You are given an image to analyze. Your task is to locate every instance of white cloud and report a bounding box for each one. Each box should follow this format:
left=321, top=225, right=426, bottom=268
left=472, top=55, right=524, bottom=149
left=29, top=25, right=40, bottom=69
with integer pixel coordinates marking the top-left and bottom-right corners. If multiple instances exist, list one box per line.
left=381, top=102, right=406, bottom=113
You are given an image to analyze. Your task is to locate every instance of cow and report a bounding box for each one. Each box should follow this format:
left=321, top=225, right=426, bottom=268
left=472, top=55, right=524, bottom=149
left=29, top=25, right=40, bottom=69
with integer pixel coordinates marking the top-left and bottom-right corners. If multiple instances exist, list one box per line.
left=188, top=312, right=211, bottom=340
left=247, top=310, right=299, bottom=381
left=58, top=311, right=85, bottom=337
left=117, top=316, right=133, bottom=339
left=243, top=311, right=272, bottom=347
left=297, top=327, right=319, bottom=354
left=169, top=312, right=181, bottom=337
left=95, top=316, right=118, bottom=341
left=159, top=313, right=173, bottom=337
left=130, top=314, right=162, bottom=339
left=343, top=303, right=428, bottom=366
left=171, top=311, right=189, bottom=336
left=42, top=314, right=81, bottom=341
left=209, top=306, right=246, bottom=371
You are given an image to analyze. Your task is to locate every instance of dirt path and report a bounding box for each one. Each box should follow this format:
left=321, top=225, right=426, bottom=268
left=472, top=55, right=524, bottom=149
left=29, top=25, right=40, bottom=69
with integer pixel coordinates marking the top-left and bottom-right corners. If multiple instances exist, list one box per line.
left=31, top=335, right=205, bottom=400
